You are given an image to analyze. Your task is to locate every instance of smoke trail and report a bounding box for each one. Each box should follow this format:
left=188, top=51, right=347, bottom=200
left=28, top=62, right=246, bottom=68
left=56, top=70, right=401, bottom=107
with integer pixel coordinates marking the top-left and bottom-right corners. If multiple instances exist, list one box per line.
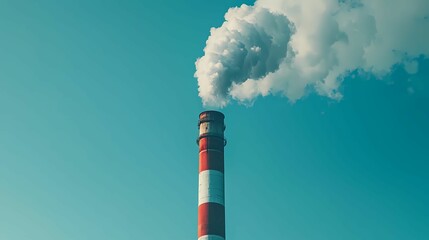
left=195, top=0, right=429, bottom=107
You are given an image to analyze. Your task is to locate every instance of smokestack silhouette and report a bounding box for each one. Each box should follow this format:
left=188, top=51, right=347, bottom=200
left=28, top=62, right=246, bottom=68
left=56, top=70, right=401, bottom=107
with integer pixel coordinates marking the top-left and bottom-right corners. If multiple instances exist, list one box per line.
left=197, top=111, right=226, bottom=240
left=195, top=0, right=429, bottom=107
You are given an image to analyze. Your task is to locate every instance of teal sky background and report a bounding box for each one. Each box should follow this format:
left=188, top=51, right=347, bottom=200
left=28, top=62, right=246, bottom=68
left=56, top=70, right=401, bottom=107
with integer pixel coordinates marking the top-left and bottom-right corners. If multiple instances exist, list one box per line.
left=1, top=0, right=428, bottom=239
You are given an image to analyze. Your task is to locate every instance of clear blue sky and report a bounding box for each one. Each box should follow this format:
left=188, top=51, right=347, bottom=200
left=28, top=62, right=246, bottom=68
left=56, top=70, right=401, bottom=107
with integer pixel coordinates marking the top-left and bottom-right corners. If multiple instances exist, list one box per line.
left=1, top=0, right=428, bottom=239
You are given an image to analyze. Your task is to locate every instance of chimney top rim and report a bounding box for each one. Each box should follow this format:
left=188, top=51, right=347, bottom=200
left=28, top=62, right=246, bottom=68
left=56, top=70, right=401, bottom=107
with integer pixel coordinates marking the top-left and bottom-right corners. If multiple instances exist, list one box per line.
left=199, top=110, right=225, bottom=119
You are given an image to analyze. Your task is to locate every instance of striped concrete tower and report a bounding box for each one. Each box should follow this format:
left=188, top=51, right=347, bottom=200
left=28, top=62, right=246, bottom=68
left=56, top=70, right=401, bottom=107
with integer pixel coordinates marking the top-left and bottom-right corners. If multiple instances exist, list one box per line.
left=197, top=111, right=226, bottom=240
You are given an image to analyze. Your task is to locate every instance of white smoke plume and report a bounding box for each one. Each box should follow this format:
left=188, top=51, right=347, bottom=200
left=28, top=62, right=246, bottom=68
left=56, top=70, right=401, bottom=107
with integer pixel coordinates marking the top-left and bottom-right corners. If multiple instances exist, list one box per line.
left=195, top=0, right=429, bottom=107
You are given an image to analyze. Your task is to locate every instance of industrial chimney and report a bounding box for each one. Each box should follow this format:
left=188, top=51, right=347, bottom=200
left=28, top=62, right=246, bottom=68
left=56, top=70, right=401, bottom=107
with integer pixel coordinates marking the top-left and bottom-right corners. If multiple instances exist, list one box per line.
left=197, top=111, right=226, bottom=240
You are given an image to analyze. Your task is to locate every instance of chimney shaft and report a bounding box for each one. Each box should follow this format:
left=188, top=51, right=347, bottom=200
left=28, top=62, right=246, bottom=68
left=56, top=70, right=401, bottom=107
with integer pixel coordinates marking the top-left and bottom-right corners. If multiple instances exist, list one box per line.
left=197, top=111, right=226, bottom=240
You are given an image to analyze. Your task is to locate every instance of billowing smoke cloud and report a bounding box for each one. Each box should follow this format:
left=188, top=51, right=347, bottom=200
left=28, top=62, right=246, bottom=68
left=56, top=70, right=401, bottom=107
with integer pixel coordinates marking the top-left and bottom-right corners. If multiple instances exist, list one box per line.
left=195, top=0, right=429, bottom=107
